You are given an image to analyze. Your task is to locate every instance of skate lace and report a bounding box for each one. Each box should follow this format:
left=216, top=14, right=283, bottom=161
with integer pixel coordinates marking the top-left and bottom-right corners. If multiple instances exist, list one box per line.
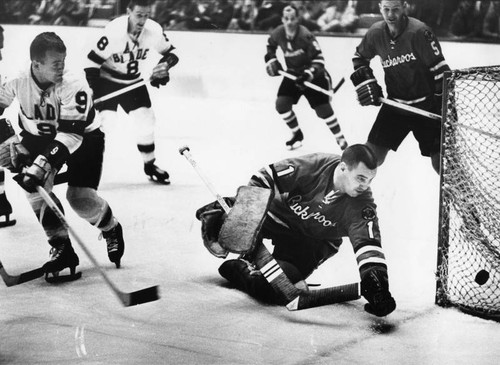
left=100, top=229, right=119, bottom=253
left=49, top=247, right=61, bottom=261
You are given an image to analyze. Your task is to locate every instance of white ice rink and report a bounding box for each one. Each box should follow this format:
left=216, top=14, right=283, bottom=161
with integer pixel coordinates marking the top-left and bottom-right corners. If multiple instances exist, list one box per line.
left=0, top=25, right=499, bottom=364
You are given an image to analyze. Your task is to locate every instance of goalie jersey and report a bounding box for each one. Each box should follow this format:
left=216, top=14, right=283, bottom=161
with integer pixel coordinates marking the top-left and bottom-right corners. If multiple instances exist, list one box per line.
left=353, top=16, right=450, bottom=103
left=249, top=153, right=386, bottom=276
left=86, top=15, right=175, bottom=85
left=0, top=69, right=98, bottom=154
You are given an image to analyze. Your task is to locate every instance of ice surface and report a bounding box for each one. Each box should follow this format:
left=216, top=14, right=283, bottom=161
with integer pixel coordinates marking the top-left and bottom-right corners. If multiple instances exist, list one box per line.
left=0, top=25, right=499, bottom=365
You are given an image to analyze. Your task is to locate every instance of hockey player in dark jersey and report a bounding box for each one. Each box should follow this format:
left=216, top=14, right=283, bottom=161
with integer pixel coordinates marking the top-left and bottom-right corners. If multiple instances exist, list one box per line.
left=350, top=0, right=450, bottom=173
left=265, top=5, right=348, bottom=151
left=198, top=144, right=396, bottom=317
left=0, top=32, right=126, bottom=280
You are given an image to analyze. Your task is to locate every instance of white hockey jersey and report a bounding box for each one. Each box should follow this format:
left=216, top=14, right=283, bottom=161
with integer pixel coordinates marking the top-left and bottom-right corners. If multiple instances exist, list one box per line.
left=87, top=15, right=174, bottom=85
left=0, top=68, right=99, bottom=154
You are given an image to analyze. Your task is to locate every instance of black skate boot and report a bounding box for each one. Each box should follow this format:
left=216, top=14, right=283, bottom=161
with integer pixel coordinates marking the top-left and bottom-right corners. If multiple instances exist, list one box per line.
left=336, top=135, right=348, bottom=151
left=43, top=237, right=81, bottom=283
left=102, top=223, right=125, bottom=268
left=285, top=129, right=304, bottom=150
left=144, top=161, right=170, bottom=184
left=218, top=259, right=278, bottom=303
left=0, top=193, right=16, bottom=228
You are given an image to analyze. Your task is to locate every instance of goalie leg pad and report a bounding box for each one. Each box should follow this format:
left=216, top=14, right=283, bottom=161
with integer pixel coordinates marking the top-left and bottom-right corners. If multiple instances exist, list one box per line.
left=219, top=186, right=274, bottom=255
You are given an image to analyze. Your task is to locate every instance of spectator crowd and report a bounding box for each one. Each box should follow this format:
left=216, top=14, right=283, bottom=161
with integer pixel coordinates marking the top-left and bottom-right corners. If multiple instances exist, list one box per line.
left=1, top=0, right=500, bottom=41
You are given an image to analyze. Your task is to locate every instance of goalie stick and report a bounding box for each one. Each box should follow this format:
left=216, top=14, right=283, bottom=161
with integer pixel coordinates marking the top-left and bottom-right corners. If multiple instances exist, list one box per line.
left=0, top=259, right=44, bottom=287
left=279, top=70, right=345, bottom=97
left=35, top=185, right=159, bottom=307
left=179, top=145, right=360, bottom=310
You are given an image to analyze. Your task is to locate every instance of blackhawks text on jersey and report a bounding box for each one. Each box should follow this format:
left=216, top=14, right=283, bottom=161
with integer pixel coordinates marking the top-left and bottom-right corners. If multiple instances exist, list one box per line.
left=265, top=24, right=325, bottom=75
left=249, top=152, right=386, bottom=275
left=353, top=16, right=450, bottom=103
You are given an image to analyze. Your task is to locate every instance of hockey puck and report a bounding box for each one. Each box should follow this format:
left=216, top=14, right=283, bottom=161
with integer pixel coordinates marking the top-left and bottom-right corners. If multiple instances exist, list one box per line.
left=474, top=270, right=489, bottom=285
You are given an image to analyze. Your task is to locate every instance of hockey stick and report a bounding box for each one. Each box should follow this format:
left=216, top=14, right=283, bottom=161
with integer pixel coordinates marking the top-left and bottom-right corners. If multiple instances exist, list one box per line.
left=380, top=97, right=441, bottom=121
left=179, top=145, right=360, bottom=310
left=279, top=70, right=344, bottom=97
left=0, top=259, right=45, bottom=287
left=35, top=186, right=159, bottom=307
left=94, top=79, right=149, bottom=105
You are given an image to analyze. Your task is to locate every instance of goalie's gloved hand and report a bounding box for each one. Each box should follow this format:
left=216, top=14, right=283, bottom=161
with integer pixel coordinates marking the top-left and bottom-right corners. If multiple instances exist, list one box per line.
left=0, top=117, right=21, bottom=170
left=265, top=59, right=283, bottom=77
left=9, top=141, right=32, bottom=173
left=350, top=66, right=383, bottom=106
left=361, top=268, right=396, bottom=317
left=295, top=69, right=314, bottom=90
left=14, top=155, right=52, bottom=193
left=195, top=197, right=236, bottom=241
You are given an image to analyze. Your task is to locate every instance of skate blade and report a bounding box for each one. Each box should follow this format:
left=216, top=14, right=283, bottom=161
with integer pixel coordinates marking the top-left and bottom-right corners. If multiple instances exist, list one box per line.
left=286, top=141, right=303, bottom=151
left=147, top=175, right=171, bottom=185
left=0, top=218, right=16, bottom=228
left=45, top=271, right=82, bottom=283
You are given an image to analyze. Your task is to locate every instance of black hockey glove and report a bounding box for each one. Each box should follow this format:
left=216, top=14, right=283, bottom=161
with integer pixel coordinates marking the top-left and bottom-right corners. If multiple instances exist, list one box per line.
left=151, top=53, right=179, bottom=88
left=350, top=66, right=383, bottom=106
left=265, top=59, right=283, bottom=77
left=295, top=69, right=314, bottom=90
left=361, top=268, right=396, bottom=317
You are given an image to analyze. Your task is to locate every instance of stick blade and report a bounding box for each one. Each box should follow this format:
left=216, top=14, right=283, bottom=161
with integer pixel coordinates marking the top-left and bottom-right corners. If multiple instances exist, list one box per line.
left=118, top=285, right=160, bottom=307
left=0, top=260, right=45, bottom=287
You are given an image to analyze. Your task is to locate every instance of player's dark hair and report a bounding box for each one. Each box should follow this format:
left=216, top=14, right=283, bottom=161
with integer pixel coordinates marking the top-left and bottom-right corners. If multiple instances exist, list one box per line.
left=283, top=4, right=299, bottom=17
left=128, top=0, right=152, bottom=9
left=30, top=32, right=66, bottom=62
left=341, top=144, right=378, bottom=170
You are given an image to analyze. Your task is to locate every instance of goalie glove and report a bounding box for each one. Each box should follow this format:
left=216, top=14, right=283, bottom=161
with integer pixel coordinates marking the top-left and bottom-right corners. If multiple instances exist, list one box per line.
left=151, top=53, right=179, bottom=88
left=195, top=197, right=236, bottom=258
left=361, top=267, right=396, bottom=317
left=265, top=58, right=283, bottom=77
left=350, top=66, right=383, bottom=106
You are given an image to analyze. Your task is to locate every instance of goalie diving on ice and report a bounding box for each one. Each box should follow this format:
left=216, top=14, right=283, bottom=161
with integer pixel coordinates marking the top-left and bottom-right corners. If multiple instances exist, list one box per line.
left=183, top=144, right=396, bottom=316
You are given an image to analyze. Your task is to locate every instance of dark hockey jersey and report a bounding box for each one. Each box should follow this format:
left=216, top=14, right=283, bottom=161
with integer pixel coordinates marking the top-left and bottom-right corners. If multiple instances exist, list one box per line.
left=353, top=16, right=450, bottom=103
left=249, top=153, right=387, bottom=277
left=265, top=24, right=325, bottom=75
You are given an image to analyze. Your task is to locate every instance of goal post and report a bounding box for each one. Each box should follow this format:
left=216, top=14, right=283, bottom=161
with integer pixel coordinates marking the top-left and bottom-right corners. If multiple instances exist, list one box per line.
left=436, top=66, right=500, bottom=321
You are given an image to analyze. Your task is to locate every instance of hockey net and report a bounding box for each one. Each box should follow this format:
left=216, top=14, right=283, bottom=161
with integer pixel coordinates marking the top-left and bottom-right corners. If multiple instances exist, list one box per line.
left=436, top=66, right=500, bottom=320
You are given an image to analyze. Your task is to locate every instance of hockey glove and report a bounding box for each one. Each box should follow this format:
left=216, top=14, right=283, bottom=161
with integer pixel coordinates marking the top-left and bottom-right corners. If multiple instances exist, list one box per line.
left=350, top=66, right=383, bottom=106
left=265, top=59, right=283, bottom=77
left=0, top=118, right=20, bottom=170
left=151, top=53, right=179, bottom=88
left=361, top=268, right=396, bottom=317
left=14, top=155, right=52, bottom=193
left=9, top=142, right=32, bottom=172
left=295, top=69, right=314, bottom=90
left=195, top=197, right=236, bottom=258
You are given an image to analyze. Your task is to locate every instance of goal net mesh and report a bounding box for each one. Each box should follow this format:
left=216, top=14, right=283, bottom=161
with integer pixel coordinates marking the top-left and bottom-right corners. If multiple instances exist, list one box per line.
left=436, top=66, right=500, bottom=320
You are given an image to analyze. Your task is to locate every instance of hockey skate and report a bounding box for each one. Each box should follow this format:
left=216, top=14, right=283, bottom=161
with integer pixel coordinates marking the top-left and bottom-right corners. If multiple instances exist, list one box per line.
left=43, top=237, right=81, bottom=283
left=102, top=223, right=125, bottom=268
left=285, top=129, right=304, bottom=150
left=144, top=162, right=170, bottom=184
left=0, top=193, right=16, bottom=228
left=336, top=136, right=348, bottom=151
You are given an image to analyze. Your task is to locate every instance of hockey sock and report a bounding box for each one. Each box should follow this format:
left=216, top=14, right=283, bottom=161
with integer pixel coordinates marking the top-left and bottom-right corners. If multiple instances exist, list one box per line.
left=66, top=187, right=117, bottom=232
left=29, top=191, right=68, bottom=239
left=137, top=143, right=155, bottom=165
left=129, top=107, right=156, bottom=163
left=322, top=113, right=345, bottom=141
left=279, top=110, right=299, bottom=131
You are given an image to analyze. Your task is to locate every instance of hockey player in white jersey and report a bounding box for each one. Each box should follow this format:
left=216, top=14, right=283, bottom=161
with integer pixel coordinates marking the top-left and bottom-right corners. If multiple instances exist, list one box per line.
left=85, top=0, right=179, bottom=184
left=0, top=25, right=16, bottom=228
left=0, top=32, right=126, bottom=280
